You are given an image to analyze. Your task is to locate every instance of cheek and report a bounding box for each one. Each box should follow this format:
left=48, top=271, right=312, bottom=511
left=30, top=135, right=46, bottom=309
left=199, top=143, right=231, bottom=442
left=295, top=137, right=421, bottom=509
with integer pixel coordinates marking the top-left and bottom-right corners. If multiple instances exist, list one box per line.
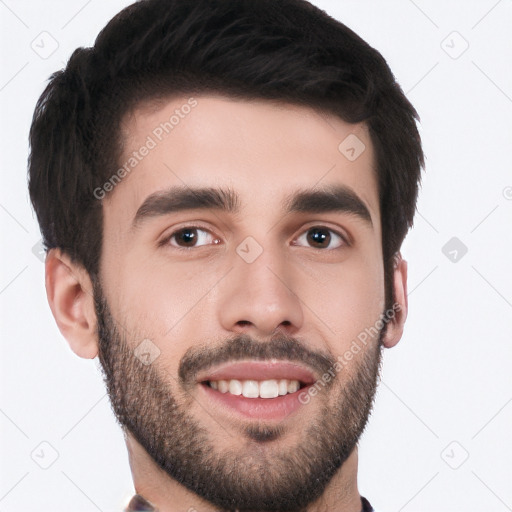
left=108, top=250, right=224, bottom=342
left=295, top=251, right=385, bottom=351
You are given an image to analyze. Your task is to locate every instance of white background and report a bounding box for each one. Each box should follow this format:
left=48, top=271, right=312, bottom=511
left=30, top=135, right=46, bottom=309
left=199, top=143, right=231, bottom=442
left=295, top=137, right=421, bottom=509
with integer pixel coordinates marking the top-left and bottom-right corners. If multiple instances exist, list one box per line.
left=1, top=1, right=511, bottom=511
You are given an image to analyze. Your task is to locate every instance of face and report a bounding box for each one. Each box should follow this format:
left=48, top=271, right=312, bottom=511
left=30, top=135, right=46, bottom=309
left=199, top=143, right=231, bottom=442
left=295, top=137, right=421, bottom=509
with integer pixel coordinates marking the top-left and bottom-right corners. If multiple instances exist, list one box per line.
left=96, top=95, right=388, bottom=511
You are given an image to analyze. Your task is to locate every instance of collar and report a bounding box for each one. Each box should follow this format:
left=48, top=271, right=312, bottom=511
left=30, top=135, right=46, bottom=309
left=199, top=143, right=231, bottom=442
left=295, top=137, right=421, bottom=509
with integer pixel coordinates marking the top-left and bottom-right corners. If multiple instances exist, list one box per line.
left=125, top=493, right=375, bottom=511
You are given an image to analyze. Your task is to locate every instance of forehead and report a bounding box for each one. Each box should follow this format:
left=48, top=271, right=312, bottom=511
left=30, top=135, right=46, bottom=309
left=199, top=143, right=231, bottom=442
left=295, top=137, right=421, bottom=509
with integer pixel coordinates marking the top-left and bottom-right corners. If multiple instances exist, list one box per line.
left=103, top=94, right=379, bottom=232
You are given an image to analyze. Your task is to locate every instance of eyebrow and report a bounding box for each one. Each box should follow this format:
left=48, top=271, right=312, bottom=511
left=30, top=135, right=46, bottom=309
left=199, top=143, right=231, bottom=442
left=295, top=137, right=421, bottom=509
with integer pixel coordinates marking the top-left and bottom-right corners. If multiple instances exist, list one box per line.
left=131, top=184, right=373, bottom=231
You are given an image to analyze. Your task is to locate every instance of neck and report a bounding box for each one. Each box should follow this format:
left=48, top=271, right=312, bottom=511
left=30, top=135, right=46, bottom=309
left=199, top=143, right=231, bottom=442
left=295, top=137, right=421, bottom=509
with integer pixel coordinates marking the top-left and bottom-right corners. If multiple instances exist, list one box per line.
left=125, top=431, right=363, bottom=512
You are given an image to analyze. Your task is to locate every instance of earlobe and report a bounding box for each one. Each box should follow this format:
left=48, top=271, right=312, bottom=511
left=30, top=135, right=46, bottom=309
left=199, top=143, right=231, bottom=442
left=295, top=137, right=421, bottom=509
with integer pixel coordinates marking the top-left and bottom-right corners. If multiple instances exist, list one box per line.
left=382, top=252, right=408, bottom=349
left=45, top=248, right=99, bottom=359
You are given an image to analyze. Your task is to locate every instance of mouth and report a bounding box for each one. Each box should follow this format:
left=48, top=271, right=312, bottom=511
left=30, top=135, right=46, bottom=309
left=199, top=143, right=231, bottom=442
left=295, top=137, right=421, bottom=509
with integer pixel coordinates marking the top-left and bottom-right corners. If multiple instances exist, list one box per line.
left=196, top=360, right=317, bottom=420
left=204, top=378, right=308, bottom=398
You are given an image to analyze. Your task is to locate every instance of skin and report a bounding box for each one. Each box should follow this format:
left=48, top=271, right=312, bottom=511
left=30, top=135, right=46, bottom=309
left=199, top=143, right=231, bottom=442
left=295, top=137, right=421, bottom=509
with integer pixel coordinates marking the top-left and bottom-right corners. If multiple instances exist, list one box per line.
left=45, top=95, right=408, bottom=512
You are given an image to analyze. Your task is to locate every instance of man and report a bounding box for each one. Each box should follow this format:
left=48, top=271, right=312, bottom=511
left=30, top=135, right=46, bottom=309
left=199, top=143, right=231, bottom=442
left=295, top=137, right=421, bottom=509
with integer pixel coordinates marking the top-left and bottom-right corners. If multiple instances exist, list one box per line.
left=28, top=0, right=424, bottom=510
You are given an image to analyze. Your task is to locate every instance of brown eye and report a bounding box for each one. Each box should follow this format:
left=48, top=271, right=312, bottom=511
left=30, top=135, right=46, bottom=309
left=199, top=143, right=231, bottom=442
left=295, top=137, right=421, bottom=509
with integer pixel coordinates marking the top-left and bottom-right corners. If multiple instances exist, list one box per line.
left=165, top=227, right=219, bottom=248
left=174, top=228, right=199, bottom=247
left=294, top=226, right=346, bottom=250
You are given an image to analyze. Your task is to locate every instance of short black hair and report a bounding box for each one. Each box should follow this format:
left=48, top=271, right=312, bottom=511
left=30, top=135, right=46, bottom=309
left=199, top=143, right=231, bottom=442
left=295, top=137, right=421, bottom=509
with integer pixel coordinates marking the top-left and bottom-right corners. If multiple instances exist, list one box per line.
left=28, top=0, right=424, bottom=308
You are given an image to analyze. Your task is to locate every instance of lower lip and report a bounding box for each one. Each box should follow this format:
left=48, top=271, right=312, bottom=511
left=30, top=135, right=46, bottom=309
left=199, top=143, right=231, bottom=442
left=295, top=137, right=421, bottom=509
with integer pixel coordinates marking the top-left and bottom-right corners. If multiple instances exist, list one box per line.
left=199, top=383, right=312, bottom=421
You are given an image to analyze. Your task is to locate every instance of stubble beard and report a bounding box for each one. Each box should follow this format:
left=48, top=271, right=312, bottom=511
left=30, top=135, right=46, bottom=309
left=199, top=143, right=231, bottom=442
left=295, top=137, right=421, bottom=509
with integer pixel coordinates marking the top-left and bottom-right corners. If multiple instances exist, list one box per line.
left=93, top=281, right=384, bottom=512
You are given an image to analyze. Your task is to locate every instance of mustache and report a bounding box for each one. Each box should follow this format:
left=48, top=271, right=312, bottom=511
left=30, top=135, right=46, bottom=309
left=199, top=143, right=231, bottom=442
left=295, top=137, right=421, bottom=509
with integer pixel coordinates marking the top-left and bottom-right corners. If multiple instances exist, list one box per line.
left=178, top=332, right=337, bottom=389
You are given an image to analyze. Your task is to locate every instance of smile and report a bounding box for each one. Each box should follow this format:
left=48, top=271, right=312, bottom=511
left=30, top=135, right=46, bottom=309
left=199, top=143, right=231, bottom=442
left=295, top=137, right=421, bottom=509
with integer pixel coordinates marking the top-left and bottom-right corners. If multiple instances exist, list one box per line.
left=196, top=360, right=317, bottom=420
left=206, top=378, right=303, bottom=398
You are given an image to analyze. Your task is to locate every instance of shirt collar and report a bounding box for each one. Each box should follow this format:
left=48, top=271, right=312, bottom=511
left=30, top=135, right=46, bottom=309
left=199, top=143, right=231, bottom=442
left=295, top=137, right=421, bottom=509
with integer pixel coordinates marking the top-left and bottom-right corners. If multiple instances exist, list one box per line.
left=125, top=493, right=374, bottom=511
left=125, top=494, right=158, bottom=511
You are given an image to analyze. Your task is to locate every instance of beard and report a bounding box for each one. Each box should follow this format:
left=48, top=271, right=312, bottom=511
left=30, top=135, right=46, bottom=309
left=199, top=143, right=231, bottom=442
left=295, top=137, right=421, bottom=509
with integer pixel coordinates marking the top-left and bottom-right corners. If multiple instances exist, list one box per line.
left=93, top=280, right=384, bottom=512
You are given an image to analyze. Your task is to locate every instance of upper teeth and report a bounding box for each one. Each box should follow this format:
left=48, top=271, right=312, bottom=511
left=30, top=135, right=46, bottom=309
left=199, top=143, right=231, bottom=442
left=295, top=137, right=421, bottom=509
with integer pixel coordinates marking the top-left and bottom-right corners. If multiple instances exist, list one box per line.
left=208, top=379, right=301, bottom=398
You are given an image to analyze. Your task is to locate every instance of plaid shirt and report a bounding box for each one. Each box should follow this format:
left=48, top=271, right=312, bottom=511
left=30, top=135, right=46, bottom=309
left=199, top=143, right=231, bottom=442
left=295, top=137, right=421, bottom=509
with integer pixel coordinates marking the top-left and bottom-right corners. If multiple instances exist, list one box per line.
left=124, top=493, right=376, bottom=511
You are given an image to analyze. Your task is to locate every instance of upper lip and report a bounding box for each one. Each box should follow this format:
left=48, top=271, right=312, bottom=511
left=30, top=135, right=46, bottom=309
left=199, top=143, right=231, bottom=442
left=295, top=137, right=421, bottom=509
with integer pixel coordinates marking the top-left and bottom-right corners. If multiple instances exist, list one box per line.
left=196, top=360, right=318, bottom=385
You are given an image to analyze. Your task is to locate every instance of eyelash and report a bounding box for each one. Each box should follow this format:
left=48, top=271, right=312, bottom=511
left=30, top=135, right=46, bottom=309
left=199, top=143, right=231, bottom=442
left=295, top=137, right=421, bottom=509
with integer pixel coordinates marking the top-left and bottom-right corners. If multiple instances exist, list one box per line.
left=159, top=225, right=350, bottom=251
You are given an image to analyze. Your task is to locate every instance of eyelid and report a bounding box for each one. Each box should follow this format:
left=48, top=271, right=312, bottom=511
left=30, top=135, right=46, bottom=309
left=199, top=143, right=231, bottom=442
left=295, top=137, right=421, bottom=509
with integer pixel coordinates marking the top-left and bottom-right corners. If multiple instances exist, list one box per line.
left=303, top=222, right=350, bottom=242
left=291, top=224, right=349, bottom=249
left=158, top=223, right=219, bottom=248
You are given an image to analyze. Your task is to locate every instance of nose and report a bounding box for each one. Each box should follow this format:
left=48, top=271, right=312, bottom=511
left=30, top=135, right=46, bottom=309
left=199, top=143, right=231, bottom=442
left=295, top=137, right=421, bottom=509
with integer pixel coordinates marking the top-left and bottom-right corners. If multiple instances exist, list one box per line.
left=216, top=243, right=304, bottom=338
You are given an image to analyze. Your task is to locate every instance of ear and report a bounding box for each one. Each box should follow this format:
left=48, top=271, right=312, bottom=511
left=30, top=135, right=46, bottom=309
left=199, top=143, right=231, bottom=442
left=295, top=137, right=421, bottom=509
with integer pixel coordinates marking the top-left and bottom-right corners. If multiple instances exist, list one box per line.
left=381, top=252, right=408, bottom=349
left=44, top=248, right=98, bottom=359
